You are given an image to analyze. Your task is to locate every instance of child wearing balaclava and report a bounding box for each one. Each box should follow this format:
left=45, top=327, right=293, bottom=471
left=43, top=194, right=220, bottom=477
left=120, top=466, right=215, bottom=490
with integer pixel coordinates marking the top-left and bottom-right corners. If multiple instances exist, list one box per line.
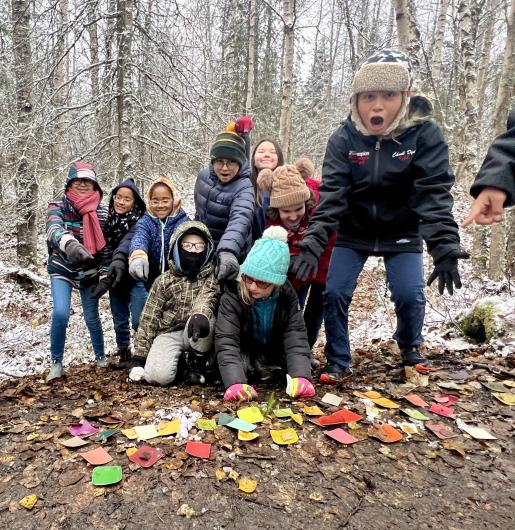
left=129, top=221, right=219, bottom=386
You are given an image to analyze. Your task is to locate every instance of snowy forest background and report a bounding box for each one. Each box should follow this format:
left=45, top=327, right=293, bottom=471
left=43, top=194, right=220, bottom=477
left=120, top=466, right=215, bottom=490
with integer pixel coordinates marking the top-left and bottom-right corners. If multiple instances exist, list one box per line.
left=0, top=0, right=513, bottom=378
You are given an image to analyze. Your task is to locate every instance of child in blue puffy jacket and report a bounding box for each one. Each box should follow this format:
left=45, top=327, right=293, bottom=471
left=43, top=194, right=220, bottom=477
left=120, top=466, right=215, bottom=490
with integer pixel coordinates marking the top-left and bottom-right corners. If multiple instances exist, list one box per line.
left=194, top=117, right=255, bottom=281
left=129, top=176, right=188, bottom=289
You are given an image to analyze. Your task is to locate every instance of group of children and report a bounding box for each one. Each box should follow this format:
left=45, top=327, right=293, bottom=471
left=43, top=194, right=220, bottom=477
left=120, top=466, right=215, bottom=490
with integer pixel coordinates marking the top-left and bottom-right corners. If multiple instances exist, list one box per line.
left=46, top=48, right=476, bottom=400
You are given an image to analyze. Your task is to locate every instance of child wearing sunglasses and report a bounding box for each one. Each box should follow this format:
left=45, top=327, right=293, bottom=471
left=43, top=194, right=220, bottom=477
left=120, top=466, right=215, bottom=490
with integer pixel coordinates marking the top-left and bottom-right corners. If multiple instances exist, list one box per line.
left=215, top=226, right=315, bottom=401
left=129, top=221, right=219, bottom=386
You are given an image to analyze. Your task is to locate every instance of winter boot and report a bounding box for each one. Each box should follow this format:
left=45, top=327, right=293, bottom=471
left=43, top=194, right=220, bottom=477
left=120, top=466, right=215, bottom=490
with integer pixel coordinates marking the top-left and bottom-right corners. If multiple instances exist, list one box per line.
left=96, top=357, right=108, bottom=368
left=114, top=346, right=132, bottom=370
left=400, top=346, right=429, bottom=368
left=319, top=362, right=353, bottom=384
left=46, top=361, right=63, bottom=383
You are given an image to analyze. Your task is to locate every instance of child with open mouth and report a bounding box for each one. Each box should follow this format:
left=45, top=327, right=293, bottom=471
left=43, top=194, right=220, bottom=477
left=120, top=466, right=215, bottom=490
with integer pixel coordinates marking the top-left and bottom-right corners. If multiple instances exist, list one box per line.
left=290, top=48, right=468, bottom=383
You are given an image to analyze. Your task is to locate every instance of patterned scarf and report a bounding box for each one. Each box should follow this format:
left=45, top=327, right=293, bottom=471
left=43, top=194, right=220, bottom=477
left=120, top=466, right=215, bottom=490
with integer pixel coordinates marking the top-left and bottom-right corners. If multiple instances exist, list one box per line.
left=66, top=189, right=105, bottom=254
left=104, top=204, right=143, bottom=253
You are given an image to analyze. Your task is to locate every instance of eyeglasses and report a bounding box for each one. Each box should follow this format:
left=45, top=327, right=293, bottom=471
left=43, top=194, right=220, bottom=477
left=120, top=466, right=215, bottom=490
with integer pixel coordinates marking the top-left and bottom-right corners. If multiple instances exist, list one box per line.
left=213, top=159, right=239, bottom=169
left=241, top=273, right=272, bottom=289
left=114, top=195, right=134, bottom=205
left=149, top=199, right=172, bottom=207
left=71, top=178, right=94, bottom=187
left=181, top=241, right=206, bottom=251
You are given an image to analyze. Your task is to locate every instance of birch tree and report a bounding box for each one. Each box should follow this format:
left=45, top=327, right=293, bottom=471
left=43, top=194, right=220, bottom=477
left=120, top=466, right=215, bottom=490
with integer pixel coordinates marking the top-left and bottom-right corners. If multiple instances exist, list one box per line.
left=12, top=0, right=38, bottom=266
left=279, top=0, right=295, bottom=161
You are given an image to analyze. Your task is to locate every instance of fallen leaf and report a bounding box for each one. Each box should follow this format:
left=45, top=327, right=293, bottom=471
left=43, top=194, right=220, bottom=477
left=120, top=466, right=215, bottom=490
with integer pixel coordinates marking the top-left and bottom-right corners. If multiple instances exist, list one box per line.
left=239, top=477, right=257, bottom=494
left=492, top=392, right=515, bottom=406
left=429, top=403, right=455, bottom=417
left=302, top=405, right=324, bottom=416
left=26, top=433, right=40, bottom=441
left=237, top=406, right=264, bottom=423
left=426, top=423, right=459, bottom=440
left=401, top=408, right=429, bottom=421
left=309, top=491, right=324, bottom=502
left=19, top=494, right=38, bottom=510
left=442, top=440, right=466, bottom=457
left=58, top=470, right=85, bottom=487
left=404, top=394, right=429, bottom=408
left=456, top=419, right=497, bottom=440
left=215, top=469, right=226, bottom=481
left=368, top=424, right=403, bottom=443
left=238, top=430, right=259, bottom=441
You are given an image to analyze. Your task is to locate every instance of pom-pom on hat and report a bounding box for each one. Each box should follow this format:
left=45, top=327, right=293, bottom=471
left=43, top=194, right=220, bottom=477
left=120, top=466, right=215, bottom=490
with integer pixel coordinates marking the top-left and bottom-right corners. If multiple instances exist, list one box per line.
left=295, top=158, right=315, bottom=181
left=257, top=164, right=310, bottom=209
left=240, top=226, right=290, bottom=286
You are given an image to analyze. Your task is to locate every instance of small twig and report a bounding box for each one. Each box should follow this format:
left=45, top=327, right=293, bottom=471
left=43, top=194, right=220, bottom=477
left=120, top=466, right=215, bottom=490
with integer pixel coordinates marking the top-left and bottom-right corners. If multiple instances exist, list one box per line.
left=239, top=454, right=277, bottom=461
left=341, top=496, right=365, bottom=527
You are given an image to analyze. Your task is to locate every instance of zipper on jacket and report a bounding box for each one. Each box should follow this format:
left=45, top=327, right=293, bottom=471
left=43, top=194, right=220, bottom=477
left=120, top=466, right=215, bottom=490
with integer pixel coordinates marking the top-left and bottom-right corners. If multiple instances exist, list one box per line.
left=372, top=140, right=381, bottom=252
left=160, top=220, right=166, bottom=272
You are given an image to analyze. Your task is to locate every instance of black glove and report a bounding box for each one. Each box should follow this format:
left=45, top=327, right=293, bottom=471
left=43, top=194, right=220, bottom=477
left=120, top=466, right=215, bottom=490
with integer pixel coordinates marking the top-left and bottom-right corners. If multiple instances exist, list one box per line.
left=91, top=277, right=113, bottom=299
left=109, top=253, right=128, bottom=288
left=187, top=314, right=210, bottom=341
left=427, top=250, right=470, bottom=295
left=65, top=239, right=94, bottom=265
left=215, top=252, right=239, bottom=281
left=289, top=247, right=319, bottom=282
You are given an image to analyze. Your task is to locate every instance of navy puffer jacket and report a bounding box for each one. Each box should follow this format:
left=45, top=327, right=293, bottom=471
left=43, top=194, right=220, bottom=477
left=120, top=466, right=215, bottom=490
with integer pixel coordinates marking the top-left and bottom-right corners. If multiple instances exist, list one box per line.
left=194, top=164, right=255, bottom=261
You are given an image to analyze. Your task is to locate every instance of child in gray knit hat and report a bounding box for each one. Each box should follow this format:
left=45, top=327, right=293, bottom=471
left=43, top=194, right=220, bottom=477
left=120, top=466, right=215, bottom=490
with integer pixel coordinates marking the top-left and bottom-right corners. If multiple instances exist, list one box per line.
left=291, top=48, right=468, bottom=382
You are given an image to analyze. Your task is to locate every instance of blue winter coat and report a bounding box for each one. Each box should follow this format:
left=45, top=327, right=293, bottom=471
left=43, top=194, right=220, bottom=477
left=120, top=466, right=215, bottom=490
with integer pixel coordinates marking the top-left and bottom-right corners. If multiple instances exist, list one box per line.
left=129, top=210, right=189, bottom=288
left=194, top=163, right=255, bottom=260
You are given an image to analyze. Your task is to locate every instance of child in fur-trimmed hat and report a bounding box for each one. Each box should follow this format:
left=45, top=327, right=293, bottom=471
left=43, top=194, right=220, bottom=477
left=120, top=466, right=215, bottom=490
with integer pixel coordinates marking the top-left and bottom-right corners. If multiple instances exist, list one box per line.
left=257, top=161, right=335, bottom=351
left=290, top=48, right=466, bottom=383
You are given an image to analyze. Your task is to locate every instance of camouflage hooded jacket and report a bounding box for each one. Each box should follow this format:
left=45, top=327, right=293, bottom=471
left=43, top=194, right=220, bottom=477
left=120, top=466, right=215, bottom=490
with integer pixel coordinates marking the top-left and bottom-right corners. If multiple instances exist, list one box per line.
left=134, top=221, right=219, bottom=355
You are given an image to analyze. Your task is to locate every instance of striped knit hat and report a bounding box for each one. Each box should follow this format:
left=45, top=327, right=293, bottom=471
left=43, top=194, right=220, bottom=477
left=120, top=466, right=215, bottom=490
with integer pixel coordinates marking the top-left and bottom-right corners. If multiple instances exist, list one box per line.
left=210, top=129, right=247, bottom=168
left=65, top=162, right=102, bottom=194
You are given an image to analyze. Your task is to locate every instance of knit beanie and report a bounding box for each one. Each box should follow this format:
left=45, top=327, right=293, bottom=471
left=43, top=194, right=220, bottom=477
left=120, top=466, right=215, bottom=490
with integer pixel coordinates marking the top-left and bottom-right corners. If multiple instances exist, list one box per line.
left=350, top=48, right=414, bottom=136
left=240, top=226, right=290, bottom=286
left=257, top=164, right=310, bottom=208
left=210, top=116, right=254, bottom=168
left=65, top=161, right=102, bottom=194
left=295, top=158, right=315, bottom=181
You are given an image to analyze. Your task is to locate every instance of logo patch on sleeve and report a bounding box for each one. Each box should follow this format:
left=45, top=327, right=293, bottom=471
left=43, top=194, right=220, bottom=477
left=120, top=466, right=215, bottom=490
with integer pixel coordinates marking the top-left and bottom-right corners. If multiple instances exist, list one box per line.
left=348, top=151, right=370, bottom=164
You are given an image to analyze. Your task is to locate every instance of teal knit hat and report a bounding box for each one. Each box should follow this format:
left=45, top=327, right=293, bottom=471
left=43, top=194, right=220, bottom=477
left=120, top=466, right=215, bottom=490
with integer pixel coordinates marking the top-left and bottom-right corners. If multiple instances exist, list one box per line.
left=240, top=226, right=290, bottom=286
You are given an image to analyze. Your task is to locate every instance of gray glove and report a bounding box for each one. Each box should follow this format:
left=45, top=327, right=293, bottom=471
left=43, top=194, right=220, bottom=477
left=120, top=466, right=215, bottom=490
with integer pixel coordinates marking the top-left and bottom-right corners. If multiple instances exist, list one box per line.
left=129, top=256, right=149, bottom=281
left=215, top=251, right=239, bottom=281
left=65, top=239, right=94, bottom=265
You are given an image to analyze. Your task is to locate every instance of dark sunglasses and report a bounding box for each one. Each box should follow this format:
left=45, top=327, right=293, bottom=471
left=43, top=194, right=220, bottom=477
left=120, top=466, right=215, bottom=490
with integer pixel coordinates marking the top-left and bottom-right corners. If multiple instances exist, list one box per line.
left=241, top=273, right=272, bottom=289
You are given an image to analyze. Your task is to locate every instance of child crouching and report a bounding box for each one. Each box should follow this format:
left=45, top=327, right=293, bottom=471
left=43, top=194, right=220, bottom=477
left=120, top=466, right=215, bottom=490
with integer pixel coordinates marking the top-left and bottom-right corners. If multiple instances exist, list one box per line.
left=129, top=221, right=219, bottom=386
left=216, top=226, right=315, bottom=401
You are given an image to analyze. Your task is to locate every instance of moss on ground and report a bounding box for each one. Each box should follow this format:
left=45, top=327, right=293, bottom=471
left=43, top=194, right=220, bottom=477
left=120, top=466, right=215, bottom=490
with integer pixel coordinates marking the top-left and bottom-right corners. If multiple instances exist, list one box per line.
left=459, top=302, right=497, bottom=343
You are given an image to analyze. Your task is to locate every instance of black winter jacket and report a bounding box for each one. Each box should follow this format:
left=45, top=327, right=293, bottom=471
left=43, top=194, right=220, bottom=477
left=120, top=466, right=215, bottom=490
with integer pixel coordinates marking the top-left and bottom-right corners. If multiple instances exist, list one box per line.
left=301, top=101, right=460, bottom=262
left=194, top=164, right=255, bottom=260
left=470, top=109, right=515, bottom=207
left=215, top=280, right=311, bottom=388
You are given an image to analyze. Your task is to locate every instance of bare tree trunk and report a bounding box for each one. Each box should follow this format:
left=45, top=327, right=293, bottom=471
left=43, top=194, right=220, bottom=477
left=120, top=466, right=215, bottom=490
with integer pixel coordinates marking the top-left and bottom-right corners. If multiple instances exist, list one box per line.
left=87, top=0, right=101, bottom=141
left=431, top=0, right=449, bottom=81
left=393, top=0, right=421, bottom=68
left=492, top=0, right=514, bottom=138
left=12, top=0, right=38, bottom=266
left=279, top=0, right=295, bottom=162
left=245, top=0, right=257, bottom=113
left=116, top=0, right=134, bottom=182
left=454, top=0, right=479, bottom=188
left=488, top=0, right=514, bottom=280
left=51, top=0, right=69, bottom=197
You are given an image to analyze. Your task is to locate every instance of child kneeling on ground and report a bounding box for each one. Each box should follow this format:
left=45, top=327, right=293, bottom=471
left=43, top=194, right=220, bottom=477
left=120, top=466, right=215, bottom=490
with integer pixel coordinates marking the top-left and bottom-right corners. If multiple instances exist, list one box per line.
left=216, top=226, right=315, bottom=401
left=129, top=221, right=219, bottom=386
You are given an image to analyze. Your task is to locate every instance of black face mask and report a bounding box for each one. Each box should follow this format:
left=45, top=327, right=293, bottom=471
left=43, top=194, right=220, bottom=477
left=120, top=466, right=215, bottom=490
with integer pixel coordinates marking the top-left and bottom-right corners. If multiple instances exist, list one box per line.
left=178, top=246, right=207, bottom=278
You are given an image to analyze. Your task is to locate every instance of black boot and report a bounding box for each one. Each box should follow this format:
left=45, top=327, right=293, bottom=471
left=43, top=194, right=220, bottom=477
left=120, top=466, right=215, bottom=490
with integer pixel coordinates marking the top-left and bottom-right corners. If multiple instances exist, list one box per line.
left=114, top=346, right=133, bottom=370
